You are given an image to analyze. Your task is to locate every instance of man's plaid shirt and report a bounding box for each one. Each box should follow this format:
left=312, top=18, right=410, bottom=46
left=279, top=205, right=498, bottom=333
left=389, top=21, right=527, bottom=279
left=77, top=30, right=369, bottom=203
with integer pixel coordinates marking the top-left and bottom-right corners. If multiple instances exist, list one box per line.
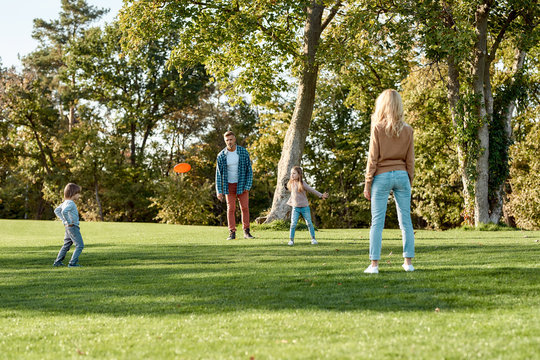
left=215, top=145, right=253, bottom=195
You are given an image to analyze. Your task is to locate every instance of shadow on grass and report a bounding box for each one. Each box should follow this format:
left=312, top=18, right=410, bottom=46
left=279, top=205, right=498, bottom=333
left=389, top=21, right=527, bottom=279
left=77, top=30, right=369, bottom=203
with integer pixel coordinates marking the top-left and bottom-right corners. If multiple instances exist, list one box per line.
left=0, top=242, right=538, bottom=316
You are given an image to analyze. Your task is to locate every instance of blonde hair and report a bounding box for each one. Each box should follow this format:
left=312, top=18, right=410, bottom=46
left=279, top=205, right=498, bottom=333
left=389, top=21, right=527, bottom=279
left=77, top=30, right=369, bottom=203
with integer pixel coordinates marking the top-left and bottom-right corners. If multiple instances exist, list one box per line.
left=64, top=183, right=81, bottom=200
left=287, top=166, right=305, bottom=193
left=371, top=89, right=405, bottom=137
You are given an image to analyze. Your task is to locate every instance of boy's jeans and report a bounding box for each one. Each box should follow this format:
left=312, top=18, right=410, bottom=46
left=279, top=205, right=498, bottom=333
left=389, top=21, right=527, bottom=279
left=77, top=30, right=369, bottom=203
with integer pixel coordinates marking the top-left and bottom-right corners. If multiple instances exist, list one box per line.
left=290, top=206, right=316, bottom=240
left=54, top=225, right=84, bottom=265
left=369, top=170, right=415, bottom=260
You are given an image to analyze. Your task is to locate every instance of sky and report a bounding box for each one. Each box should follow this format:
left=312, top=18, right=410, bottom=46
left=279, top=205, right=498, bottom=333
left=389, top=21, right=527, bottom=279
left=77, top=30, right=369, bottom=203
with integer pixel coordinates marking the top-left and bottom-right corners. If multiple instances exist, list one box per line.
left=0, top=0, right=124, bottom=69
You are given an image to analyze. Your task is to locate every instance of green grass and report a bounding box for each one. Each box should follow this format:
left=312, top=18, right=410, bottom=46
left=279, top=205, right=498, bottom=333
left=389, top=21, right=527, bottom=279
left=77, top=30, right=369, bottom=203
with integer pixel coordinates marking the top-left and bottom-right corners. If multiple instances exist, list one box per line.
left=0, top=220, right=539, bottom=359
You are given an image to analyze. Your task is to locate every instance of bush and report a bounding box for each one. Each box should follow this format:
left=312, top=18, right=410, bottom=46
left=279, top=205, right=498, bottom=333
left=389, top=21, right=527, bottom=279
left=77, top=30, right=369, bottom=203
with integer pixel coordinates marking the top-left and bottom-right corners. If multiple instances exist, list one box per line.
left=150, top=174, right=216, bottom=225
left=507, top=122, right=540, bottom=230
left=251, top=219, right=311, bottom=231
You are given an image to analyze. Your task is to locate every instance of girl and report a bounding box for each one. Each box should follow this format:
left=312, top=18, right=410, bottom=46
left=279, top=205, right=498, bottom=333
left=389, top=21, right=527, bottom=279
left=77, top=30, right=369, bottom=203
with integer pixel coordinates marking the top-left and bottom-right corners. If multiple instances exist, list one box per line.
left=53, top=183, right=85, bottom=267
left=363, top=89, right=415, bottom=274
left=287, top=166, right=328, bottom=246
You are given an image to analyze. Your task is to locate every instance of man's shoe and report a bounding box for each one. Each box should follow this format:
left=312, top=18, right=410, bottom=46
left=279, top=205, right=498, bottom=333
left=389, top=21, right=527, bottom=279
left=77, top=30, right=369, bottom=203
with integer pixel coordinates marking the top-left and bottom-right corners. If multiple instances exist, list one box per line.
left=402, top=263, right=415, bottom=272
left=227, top=231, right=236, bottom=240
left=243, top=228, right=254, bottom=239
left=364, top=265, right=379, bottom=274
left=311, top=239, right=318, bottom=245
left=53, top=262, right=65, bottom=267
left=288, top=240, right=294, bottom=246
left=68, top=263, right=82, bottom=268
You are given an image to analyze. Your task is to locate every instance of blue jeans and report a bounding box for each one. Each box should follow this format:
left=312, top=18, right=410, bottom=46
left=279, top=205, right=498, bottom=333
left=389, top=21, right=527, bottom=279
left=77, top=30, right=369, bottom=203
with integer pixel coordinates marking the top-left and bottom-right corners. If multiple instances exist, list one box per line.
left=54, top=226, right=84, bottom=265
left=369, top=171, right=415, bottom=260
left=290, top=206, right=316, bottom=240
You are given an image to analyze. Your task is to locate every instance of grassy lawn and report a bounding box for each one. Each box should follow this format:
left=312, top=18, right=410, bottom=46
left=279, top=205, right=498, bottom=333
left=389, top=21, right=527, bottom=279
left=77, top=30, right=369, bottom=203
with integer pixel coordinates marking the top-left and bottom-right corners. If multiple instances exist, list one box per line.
left=0, top=219, right=539, bottom=359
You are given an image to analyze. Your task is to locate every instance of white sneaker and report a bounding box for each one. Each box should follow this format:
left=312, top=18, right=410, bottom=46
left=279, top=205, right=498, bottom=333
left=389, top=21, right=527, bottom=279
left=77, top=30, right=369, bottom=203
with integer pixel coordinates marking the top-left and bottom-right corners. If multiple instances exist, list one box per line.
left=402, top=263, right=415, bottom=272
left=364, top=265, right=379, bottom=274
left=288, top=240, right=294, bottom=246
left=311, top=239, right=318, bottom=245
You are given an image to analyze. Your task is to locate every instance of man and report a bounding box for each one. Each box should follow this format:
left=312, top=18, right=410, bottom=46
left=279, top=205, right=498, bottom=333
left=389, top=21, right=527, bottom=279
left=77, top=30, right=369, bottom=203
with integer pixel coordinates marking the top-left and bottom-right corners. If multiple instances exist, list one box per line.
left=216, top=131, right=255, bottom=240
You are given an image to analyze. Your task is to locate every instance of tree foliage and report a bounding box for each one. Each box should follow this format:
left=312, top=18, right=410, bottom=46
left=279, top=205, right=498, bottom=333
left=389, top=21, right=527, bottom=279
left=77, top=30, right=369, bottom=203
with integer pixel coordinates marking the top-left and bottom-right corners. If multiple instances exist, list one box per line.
left=2, top=0, right=540, bottom=230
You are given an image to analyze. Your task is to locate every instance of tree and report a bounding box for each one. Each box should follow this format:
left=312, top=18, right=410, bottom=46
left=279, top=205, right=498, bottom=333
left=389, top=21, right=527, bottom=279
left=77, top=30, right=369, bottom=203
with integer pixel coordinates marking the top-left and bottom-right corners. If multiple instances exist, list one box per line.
left=69, top=22, right=210, bottom=220
left=401, top=0, right=540, bottom=225
left=401, top=65, right=464, bottom=229
left=0, top=67, right=63, bottom=219
left=29, top=0, right=107, bottom=131
left=73, top=22, right=209, bottom=168
left=302, top=79, right=373, bottom=228
left=119, top=0, right=414, bottom=222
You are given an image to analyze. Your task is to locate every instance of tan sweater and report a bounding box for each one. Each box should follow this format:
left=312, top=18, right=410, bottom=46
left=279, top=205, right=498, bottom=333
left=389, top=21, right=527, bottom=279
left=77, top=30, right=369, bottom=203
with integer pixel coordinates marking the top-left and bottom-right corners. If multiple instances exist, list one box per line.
left=287, top=181, right=323, bottom=208
left=364, top=122, right=414, bottom=192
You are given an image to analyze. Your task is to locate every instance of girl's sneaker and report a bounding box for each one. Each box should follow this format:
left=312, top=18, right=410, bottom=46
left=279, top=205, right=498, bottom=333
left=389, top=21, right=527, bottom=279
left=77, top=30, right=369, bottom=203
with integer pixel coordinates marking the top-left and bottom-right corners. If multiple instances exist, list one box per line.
left=311, top=239, right=318, bottom=245
left=402, top=263, right=415, bottom=272
left=288, top=240, right=294, bottom=246
left=364, top=265, right=379, bottom=274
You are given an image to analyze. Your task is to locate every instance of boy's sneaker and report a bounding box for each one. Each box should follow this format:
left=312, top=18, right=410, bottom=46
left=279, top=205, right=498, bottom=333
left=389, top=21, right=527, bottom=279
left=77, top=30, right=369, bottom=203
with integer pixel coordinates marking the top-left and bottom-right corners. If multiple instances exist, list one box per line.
left=402, top=263, right=415, bottom=272
left=243, top=228, right=255, bottom=239
left=288, top=240, right=294, bottom=246
left=53, top=262, right=65, bottom=267
left=310, top=239, right=318, bottom=245
left=364, top=265, right=379, bottom=274
left=68, top=263, right=82, bottom=268
left=226, top=231, right=236, bottom=240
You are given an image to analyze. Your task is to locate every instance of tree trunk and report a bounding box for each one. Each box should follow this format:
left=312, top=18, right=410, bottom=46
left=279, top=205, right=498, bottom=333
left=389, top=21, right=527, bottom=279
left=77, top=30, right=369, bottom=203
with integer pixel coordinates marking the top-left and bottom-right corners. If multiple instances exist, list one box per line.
left=130, top=122, right=137, bottom=167
left=264, top=2, right=325, bottom=222
left=472, top=2, right=492, bottom=225
left=26, top=115, right=52, bottom=175
left=68, top=105, right=75, bottom=132
left=94, top=178, right=104, bottom=221
left=489, top=49, right=526, bottom=223
left=446, top=56, right=474, bottom=225
left=68, top=74, right=76, bottom=131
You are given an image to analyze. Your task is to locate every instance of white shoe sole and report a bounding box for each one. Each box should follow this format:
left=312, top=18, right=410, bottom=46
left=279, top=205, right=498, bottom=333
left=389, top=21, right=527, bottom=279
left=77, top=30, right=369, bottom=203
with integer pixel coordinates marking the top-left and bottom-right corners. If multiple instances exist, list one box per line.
left=364, top=266, right=379, bottom=274
left=402, top=264, right=414, bottom=272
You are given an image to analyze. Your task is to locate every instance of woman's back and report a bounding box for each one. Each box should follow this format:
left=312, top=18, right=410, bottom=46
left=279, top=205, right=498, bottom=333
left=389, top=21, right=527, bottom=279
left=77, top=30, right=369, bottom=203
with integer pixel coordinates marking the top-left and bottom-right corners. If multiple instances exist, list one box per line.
left=366, top=122, right=414, bottom=186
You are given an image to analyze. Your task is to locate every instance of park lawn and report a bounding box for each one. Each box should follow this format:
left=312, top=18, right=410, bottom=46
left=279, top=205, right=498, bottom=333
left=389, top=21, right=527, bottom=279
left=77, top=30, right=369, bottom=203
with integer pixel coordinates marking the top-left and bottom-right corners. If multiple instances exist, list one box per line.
left=0, top=220, right=539, bottom=360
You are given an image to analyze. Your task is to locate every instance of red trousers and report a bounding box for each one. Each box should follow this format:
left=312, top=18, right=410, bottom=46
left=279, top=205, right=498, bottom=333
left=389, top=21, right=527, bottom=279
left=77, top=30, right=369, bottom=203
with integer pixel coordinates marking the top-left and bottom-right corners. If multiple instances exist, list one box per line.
left=226, top=183, right=250, bottom=231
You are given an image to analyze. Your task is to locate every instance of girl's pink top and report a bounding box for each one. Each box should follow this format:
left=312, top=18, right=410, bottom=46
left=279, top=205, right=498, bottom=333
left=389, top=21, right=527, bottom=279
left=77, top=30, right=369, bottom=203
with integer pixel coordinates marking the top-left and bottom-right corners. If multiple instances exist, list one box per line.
left=287, top=180, right=323, bottom=208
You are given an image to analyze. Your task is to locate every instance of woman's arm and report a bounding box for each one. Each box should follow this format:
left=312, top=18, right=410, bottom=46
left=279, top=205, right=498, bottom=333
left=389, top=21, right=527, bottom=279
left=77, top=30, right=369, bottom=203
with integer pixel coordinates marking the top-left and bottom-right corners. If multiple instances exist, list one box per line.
left=364, top=126, right=380, bottom=193
left=406, top=129, right=415, bottom=185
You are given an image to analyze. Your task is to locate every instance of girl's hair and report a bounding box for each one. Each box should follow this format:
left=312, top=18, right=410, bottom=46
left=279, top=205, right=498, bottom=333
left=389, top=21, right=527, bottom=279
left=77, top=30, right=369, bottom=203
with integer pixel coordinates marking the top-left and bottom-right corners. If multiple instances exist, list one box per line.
left=64, top=183, right=81, bottom=199
left=371, top=89, right=405, bottom=137
left=287, top=166, right=305, bottom=193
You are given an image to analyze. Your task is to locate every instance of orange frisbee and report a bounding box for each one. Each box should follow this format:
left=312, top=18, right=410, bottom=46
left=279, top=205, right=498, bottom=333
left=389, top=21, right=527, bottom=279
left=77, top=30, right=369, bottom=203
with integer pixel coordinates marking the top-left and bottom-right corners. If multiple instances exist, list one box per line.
left=173, top=163, right=191, bottom=173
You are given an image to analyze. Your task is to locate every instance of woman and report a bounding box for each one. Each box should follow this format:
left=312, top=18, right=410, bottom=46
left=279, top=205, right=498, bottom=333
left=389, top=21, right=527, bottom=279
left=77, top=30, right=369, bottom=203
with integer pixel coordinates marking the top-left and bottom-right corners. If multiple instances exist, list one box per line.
left=363, top=89, right=415, bottom=274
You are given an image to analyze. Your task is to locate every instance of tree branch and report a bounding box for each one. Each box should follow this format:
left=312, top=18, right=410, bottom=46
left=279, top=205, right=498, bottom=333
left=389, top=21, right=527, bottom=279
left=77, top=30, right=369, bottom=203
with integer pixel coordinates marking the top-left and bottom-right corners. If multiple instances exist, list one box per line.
left=255, top=17, right=298, bottom=58
left=189, top=1, right=238, bottom=13
left=321, top=2, right=342, bottom=32
left=487, top=9, right=518, bottom=63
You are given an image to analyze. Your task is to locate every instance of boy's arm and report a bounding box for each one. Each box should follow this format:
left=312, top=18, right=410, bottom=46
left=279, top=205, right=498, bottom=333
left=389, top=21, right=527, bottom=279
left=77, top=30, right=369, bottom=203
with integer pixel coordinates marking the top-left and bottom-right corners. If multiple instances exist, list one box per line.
left=61, top=202, right=75, bottom=226
left=54, top=205, right=66, bottom=223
